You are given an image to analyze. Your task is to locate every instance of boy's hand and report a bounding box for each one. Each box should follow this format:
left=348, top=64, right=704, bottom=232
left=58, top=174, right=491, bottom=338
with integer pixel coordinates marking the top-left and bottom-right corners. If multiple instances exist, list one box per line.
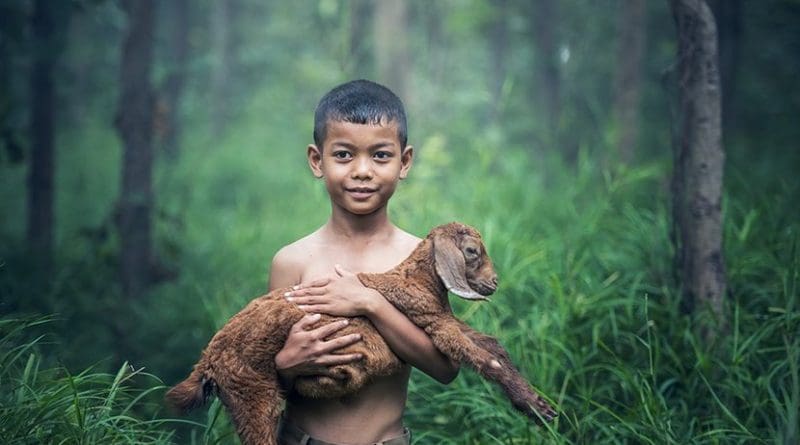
left=284, top=265, right=382, bottom=317
left=275, top=313, right=363, bottom=382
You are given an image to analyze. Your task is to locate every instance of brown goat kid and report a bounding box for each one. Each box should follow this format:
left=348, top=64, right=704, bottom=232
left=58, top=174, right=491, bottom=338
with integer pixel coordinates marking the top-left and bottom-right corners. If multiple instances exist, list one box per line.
left=166, top=222, right=556, bottom=445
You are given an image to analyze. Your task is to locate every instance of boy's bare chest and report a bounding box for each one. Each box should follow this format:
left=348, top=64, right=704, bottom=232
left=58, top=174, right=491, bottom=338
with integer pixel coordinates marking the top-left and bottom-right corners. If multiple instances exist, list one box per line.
left=299, top=245, right=408, bottom=282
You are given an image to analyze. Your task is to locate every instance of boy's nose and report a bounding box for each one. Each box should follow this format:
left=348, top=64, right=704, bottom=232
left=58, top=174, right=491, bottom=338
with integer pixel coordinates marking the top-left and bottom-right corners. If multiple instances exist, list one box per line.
left=351, top=158, right=373, bottom=179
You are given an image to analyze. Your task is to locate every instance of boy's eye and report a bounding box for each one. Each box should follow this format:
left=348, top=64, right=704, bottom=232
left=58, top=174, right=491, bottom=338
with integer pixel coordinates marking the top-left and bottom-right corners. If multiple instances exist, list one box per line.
left=333, top=151, right=352, bottom=159
left=374, top=151, right=391, bottom=160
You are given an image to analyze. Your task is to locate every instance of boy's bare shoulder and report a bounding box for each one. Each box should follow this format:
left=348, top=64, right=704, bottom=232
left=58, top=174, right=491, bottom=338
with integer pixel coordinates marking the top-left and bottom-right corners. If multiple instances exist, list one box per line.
left=269, top=230, right=324, bottom=290
left=388, top=226, right=423, bottom=262
left=274, top=231, right=322, bottom=262
left=393, top=227, right=422, bottom=249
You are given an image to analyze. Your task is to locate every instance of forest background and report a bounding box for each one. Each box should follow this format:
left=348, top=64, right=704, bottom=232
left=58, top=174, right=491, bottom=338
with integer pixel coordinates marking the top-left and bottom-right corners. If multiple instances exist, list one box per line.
left=1, top=0, right=798, bottom=444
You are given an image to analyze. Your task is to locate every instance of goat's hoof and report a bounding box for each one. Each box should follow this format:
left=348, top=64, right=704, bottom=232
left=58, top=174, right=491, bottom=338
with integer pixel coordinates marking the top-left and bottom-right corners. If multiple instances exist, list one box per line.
left=531, top=399, right=558, bottom=424
left=519, top=393, right=557, bottom=424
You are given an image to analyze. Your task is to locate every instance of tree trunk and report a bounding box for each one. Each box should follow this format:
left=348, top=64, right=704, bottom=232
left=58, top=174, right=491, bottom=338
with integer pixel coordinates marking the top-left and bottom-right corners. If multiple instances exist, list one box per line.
left=211, top=0, right=235, bottom=139
left=669, top=0, right=727, bottom=326
left=2, top=4, right=27, bottom=165
left=115, top=0, right=156, bottom=298
left=160, top=0, right=190, bottom=159
left=27, top=0, right=69, bottom=269
left=611, top=0, right=647, bottom=164
left=346, top=0, right=373, bottom=78
left=418, top=2, right=445, bottom=89
left=373, top=0, right=410, bottom=103
left=708, top=0, right=742, bottom=134
left=487, top=0, right=509, bottom=123
left=529, top=0, right=560, bottom=150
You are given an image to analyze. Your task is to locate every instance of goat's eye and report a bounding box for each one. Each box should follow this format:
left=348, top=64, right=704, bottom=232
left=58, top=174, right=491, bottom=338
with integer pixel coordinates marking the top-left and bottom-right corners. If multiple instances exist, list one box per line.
left=465, top=246, right=479, bottom=257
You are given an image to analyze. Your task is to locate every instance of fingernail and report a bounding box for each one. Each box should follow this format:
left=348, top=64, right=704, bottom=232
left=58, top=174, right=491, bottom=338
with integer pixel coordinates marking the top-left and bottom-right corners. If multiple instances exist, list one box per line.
left=341, top=320, right=349, bottom=325
left=284, top=292, right=292, bottom=298
left=310, top=313, right=320, bottom=319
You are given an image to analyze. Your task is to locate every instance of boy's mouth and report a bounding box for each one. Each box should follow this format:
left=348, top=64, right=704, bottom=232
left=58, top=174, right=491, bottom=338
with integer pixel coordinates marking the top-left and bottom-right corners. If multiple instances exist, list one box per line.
left=345, top=187, right=377, bottom=199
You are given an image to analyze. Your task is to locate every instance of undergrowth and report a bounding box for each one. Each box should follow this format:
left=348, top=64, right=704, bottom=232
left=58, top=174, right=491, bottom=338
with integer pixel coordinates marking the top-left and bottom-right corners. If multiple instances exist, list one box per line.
left=0, top=317, right=176, bottom=444
left=1, top=82, right=797, bottom=444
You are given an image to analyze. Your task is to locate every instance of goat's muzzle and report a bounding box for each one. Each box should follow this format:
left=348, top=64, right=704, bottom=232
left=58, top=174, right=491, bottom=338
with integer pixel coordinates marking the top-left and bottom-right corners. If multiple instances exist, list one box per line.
left=472, top=274, right=498, bottom=297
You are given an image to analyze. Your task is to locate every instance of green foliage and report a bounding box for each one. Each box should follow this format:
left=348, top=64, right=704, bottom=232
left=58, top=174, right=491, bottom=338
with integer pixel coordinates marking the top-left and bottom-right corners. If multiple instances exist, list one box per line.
left=1, top=0, right=799, bottom=444
left=0, top=317, right=175, bottom=444
left=399, top=151, right=799, bottom=444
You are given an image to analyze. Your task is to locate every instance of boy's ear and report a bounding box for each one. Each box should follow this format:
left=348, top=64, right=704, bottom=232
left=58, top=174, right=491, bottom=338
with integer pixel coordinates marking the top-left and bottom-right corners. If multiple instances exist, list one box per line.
left=307, top=144, right=324, bottom=178
left=399, top=146, right=414, bottom=179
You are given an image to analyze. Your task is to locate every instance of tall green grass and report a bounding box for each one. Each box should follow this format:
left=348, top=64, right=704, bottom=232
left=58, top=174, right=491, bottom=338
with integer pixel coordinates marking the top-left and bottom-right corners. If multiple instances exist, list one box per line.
left=0, top=317, right=176, bottom=444
left=1, top=77, right=797, bottom=444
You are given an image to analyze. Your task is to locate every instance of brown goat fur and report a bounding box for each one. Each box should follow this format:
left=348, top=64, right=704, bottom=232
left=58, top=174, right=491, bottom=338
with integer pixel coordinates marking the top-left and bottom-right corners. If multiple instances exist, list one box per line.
left=166, top=222, right=556, bottom=445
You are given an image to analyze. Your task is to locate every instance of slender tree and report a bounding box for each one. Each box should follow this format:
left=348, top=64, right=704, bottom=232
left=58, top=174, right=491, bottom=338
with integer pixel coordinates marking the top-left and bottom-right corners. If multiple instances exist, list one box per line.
left=418, top=1, right=445, bottom=90
left=346, top=0, right=373, bottom=78
left=115, top=0, right=156, bottom=298
left=611, top=0, right=647, bottom=164
left=211, top=0, right=236, bottom=139
left=528, top=0, right=560, bottom=149
left=708, top=0, right=742, bottom=133
left=669, top=0, right=727, bottom=326
left=27, top=0, right=70, bottom=268
left=1, top=3, right=27, bottom=165
left=160, top=0, right=190, bottom=159
left=373, top=0, right=410, bottom=102
left=487, top=0, right=509, bottom=123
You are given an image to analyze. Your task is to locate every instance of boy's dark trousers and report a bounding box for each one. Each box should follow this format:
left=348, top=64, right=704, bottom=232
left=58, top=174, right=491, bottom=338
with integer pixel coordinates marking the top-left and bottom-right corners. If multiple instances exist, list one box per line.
left=278, top=421, right=411, bottom=445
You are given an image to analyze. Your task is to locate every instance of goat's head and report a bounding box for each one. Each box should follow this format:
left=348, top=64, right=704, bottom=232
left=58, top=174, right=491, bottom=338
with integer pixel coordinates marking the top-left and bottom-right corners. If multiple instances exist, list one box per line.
left=430, top=222, right=498, bottom=301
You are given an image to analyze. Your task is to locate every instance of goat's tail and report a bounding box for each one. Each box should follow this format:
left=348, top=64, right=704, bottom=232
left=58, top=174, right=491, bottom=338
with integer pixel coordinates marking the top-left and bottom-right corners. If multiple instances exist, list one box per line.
left=165, top=366, right=215, bottom=413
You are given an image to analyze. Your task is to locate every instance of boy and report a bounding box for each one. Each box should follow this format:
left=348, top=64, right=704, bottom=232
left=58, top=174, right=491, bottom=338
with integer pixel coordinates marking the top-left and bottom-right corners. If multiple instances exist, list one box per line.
left=268, top=80, right=459, bottom=445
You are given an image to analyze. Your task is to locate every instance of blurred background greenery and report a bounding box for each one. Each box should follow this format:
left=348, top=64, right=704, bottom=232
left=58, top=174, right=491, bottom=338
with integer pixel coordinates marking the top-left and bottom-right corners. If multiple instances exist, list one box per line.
left=1, top=0, right=798, bottom=443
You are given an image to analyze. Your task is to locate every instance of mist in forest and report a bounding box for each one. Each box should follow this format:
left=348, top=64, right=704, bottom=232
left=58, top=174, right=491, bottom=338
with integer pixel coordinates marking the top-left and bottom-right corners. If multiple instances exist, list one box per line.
left=1, top=1, right=798, bottom=443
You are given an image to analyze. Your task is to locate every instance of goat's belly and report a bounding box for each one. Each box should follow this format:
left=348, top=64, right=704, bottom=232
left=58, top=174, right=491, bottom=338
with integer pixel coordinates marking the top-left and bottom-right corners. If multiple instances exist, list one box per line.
left=293, top=317, right=403, bottom=398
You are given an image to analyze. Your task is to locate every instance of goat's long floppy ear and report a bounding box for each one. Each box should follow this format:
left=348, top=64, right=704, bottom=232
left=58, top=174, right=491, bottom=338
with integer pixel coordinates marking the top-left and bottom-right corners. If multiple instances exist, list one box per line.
left=433, top=234, right=486, bottom=300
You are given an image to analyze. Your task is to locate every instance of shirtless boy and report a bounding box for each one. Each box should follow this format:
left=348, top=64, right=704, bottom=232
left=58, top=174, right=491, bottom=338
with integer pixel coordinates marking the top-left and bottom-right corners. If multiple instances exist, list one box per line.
left=268, top=80, right=459, bottom=445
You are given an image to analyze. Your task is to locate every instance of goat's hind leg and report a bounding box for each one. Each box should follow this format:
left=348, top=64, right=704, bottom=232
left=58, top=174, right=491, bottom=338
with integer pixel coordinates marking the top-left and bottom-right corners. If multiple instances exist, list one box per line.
left=218, top=372, right=285, bottom=445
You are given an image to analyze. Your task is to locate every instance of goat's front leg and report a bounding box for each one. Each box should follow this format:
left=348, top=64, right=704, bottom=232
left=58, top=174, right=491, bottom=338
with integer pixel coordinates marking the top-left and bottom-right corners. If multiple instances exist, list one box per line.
left=426, top=318, right=557, bottom=423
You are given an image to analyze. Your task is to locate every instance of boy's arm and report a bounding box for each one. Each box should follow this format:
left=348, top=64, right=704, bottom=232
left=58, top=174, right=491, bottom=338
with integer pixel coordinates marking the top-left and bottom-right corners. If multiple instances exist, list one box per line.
left=269, top=250, right=363, bottom=386
left=363, top=289, right=460, bottom=384
left=284, top=265, right=460, bottom=384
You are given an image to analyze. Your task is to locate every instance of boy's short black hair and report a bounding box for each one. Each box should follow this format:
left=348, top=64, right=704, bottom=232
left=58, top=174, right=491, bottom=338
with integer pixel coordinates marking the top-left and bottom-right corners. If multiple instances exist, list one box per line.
left=313, top=79, right=408, bottom=149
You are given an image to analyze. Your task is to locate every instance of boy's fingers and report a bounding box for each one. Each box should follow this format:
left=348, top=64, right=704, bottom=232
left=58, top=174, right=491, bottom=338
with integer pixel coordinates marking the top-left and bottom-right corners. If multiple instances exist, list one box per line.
left=316, top=353, right=363, bottom=366
left=293, top=277, right=331, bottom=290
left=322, top=333, right=362, bottom=351
left=286, top=287, right=326, bottom=299
left=297, top=304, right=327, bottom=313
left=312, top=319, right=351, bottom=339
left=294, top=313, right=321, bottom=330
left=291, top=295, right=329, bottom=306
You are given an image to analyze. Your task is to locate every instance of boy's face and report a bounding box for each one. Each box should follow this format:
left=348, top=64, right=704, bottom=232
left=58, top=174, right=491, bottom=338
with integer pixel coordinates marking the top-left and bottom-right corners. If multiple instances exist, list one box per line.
left=308, top=120, right=413, bottom=216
